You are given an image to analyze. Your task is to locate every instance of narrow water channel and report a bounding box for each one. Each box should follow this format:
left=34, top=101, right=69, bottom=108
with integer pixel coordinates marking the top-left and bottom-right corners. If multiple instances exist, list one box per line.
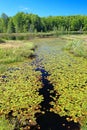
left=30, top=39, right=81, bottom=130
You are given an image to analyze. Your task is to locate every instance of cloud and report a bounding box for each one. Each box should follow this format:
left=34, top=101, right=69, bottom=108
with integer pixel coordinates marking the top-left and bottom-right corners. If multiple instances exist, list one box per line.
left=23, top=7, right=29, bottom=11
left=19, top=6, right=30, bottom=12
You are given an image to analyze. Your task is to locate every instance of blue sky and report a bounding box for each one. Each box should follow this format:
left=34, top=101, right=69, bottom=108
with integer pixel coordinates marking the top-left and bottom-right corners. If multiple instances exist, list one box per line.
left=0, top=0, right=87, bottom=17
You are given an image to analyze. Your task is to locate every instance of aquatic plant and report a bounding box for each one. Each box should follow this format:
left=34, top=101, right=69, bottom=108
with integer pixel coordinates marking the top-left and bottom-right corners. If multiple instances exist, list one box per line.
left=0, top=116, right=14, bottom=130
left=0, top=63, right=43, bottom=129
left=0, top=36, right=87, bottom=129
left=35, top=37, right=87, bottom=127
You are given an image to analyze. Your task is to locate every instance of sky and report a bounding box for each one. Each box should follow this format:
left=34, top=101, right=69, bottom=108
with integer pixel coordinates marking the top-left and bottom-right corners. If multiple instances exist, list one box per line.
left=0, top=0, right=87, bottom=17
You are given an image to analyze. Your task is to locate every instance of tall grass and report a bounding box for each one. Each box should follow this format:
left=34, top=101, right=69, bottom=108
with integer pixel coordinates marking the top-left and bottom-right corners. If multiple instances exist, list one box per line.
left=64, top=40, right=87, bottom=58
left=0, top=41, right=36, bottom=73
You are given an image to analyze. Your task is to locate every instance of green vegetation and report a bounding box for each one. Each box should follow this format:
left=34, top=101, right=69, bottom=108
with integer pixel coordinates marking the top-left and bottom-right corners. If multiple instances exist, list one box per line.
left=64, top=39, right=87, bottom=58
left=0, top=64, right=43, bottom=129
left=0, top=40, right=41, bottom=129
left=0, top=38, right=5, bottom=43
left=0, top=10, right=87, bottom=130
left=34, top=37, right=87, bottom=128
left=0, top=116, right=14, bottom=130
left=0, top=36, right=87, bottom=129
left=0, top=41, right=36, bottom=73
left=1, top=12, right=87, bottom=34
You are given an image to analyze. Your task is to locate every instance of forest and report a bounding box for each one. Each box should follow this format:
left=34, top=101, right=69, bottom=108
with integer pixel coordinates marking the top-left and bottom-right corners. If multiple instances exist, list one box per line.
left=0, top=12, right=87, bottom=33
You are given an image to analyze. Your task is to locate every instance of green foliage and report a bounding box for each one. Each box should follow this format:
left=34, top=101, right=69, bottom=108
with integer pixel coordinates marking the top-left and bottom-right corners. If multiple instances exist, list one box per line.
left=13, top=12, right=25, bottom=33
left=0, top=12, right=87, bottom=33
left=64, top=40, right=87, bottom=58
left=0, top=64, right=43, bottom=128
left=80, top=117, right=87, bottom=130
left=0, top=41, right=36, bottom=74
left=1, top=13, right=9, bottom=33
left=0, top=36, right=87, bottom=129
left=0, top=38, right=5, bottom=43
left=34, top=37, right=87, bottom=127
left=7, top=18, right=15, bottom=34
left=0, top=64, right=7, bottom=74
left=0, top=41, right=35, bottom=63
left=0, top=116, right=14, bottom=130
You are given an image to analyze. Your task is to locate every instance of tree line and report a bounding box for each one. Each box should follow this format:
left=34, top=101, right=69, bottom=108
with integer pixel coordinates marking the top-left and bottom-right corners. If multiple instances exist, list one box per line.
left=0, top=12, right=87, bottom=33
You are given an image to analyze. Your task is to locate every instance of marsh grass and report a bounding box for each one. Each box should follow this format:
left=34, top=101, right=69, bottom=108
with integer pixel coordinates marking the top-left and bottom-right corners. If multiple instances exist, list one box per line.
left=0, top=41, right=36, bottom=73
left=64, top=39, right=87, bottom=58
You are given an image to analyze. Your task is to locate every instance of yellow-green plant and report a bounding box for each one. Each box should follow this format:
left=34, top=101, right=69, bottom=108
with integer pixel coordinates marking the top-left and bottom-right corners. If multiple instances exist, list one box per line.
left=64, top=40, right=87, bottom=58
left=35, top=37, right=87, bottom=127
left=0, top=116, right=14, bottom=130
left=0, top=41, right=36, bottom=73
left=0, top=64, right=43, bottom=129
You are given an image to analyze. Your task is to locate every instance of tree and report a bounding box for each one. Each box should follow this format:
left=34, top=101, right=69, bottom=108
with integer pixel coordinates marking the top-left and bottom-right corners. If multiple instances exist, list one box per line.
left=23, top=14, right=31, bottom=32
left=0, top=18, right=3, bottom=32
left=13, top=12, right=25, bottom=33
left=1, top=13, right=9, bottom=32
left=30, top=14, right=42, bottom=32
left=0, top=12, right=87, bottom=33
left=7, top=18, right=15, bottom=33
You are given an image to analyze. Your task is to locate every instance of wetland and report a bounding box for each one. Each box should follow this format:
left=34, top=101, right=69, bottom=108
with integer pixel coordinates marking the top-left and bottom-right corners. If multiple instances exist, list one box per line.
left=0, top=35, right=87, bottom=130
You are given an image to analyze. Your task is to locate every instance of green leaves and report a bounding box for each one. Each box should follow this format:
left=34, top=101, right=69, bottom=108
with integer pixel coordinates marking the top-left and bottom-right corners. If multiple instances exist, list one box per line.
left=36, top=37, right=87, bottom=125
left=0, top=116, right=14, bottom=130
left=0, top=37, right=87, bottom=129
left=0, top=63, right=43, bottom=127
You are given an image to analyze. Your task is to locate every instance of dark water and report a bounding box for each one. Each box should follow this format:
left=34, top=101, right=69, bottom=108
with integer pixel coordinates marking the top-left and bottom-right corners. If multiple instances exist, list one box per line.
left=30, top=54, right=80, bottom=130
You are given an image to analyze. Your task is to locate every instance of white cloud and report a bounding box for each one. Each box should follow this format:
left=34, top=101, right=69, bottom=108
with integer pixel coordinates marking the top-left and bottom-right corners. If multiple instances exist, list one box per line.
left=19, top=6, right=30, bottom=12
left=23, top=7, right=29, bottom=11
